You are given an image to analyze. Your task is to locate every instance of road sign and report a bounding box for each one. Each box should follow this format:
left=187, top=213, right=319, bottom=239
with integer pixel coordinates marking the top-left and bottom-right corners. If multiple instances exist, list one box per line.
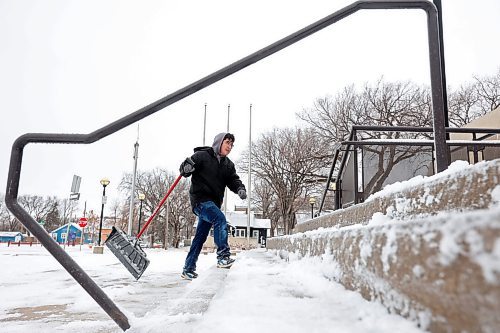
left=79, top=217, right=88, bottom=228
left=71, top=175, right=82, bottom=193
left=70, top=192, right=80, bottom=201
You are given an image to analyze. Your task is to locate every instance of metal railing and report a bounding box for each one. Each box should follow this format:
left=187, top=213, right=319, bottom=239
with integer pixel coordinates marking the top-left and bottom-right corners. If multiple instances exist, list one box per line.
left=318, top=125, right=500, bottom=215
left=5, top=1, right=446, bottom=330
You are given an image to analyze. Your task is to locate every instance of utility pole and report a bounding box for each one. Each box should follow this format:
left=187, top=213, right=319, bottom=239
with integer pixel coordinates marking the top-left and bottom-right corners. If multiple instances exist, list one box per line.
left=223, top=104, right=230, bottom=217
left=247, top=104, right=252, bottom=248
left=65, top=175, right=81, bottom=249
left=165, top=198, right=169, bottom=250
left=203, top=103, right=207, bottom=146
left=127, top=126, right=140, bottom=236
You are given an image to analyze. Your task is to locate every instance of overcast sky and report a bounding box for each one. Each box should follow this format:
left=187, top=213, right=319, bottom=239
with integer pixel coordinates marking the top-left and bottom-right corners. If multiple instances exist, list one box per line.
left=1, top=0, right=499, bottom=217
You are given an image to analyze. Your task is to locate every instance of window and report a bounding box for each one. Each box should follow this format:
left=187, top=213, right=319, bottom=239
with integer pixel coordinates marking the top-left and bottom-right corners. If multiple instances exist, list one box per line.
left=236, top=229, right=246, bottom=237
left=61, top=233, right=67, bottom=240
left=252, top=230, right=259, bottom=238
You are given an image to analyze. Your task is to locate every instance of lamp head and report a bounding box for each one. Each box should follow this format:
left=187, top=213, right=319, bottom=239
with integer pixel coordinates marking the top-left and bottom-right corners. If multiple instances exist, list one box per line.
left=309, top=197, right=316, bottom=205
left=100, top=178, right=110, bottom=187
left=138, top=193, right=145, bottom=201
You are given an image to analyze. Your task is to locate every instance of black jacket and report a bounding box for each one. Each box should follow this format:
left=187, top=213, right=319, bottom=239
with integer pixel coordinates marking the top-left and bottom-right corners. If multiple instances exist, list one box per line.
left=181, top=146, right=245, bottom=209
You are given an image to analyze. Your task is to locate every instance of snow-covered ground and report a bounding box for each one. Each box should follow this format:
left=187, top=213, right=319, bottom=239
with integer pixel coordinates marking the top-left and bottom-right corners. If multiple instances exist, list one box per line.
left=4, top=161, right=499, bottom=332
left=0, top=244, right=427, bottom=333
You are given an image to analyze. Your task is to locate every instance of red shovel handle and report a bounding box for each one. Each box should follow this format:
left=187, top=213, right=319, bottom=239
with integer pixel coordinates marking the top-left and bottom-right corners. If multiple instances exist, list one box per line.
left=137, top=174, right=182, bottom=239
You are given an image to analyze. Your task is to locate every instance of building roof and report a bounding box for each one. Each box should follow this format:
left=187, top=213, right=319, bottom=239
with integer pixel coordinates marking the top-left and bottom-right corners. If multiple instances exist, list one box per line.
left=225, top=211, right=271, bottom=229
left=451, top=106, right=500, bottom=140
left=0, top=231, right=23, bottom=237
left=51, top=223, right=83, bottom=233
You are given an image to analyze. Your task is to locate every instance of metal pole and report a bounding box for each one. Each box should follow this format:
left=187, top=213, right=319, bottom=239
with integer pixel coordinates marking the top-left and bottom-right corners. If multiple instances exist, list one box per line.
left=80, top=225, right=84, bottom=250
left=311, top=203, right=314, bottom=219
left=247, top=104, right=252, bottom=248
left=426, top=3, right=450, bottom=171
left=62, top=199, right=67, bottom=247
left=80, top=201, right=86, bottom=251
left=138, top=199, right=143, bottom=236
left=223, top=104, right=230, bottom=217
left=433, top=0, right=449, bottom=130
left=127, top=140, right=139, bottom=236
left=165, top=198, right=169, bottom=249
left=98, top=184, right=107, bottom=246
left=64, top=216, right=71, bottom=248
left=64, top=196, right=76, bottom=248
left=203, top=103, right=207, bottom=146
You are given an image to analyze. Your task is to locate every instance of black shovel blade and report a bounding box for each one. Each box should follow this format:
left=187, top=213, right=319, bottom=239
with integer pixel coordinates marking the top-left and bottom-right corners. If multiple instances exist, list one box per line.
left=105, top=227, right=150, bottom=280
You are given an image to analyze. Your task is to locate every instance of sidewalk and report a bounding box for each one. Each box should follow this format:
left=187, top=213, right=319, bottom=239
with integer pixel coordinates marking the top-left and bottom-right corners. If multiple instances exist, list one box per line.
left=0, top=244, right=426, bottom=333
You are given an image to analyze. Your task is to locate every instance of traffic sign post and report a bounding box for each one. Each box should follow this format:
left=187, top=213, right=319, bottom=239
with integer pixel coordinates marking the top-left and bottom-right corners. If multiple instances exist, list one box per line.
left=79, top=217, right=88, bottom=250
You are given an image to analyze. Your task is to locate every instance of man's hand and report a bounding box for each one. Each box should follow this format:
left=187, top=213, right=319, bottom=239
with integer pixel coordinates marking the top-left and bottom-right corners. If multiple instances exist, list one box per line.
left=238, top=188, right=247, bottom=200
left=180, top=157, right=195, bottom=177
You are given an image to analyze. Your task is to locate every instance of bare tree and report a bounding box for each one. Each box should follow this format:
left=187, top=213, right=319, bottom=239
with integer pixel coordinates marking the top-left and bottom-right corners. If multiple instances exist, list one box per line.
left=58, top=198, right=79, bottom=226
left=44, top=200, right=61, bottom=231
left=449, top=69, right=500, bottom=127
left=18, top=195, right=60, bottom=235
left=120, top=168, right=171, bottom=245
left=473, top=68, right=500, bottom=113
left=298, top=85, right=363, bottom=148
left=0, top=194, right=20, bottom=231
left=299, top=79, right=434, bottom=196
left=448, top=82, right=480, bottom=127
left=109, top=199, right=129, bottom=231
left=251, top=179, right=280, bottom=237
left=18, top=195, right=57, bottom=223
left=240, top=127, right=325, bottom=234
left=120, top=168, right=192, bottom=247
left=162, top=175, right=192, bottom=248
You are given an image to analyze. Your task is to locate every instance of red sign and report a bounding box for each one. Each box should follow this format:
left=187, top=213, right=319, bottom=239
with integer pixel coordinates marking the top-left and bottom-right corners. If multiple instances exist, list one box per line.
left=78, top=217, right=88, bottom=228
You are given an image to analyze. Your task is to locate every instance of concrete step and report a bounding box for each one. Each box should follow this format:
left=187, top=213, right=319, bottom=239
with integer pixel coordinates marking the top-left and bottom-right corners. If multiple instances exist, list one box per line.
left=267, top=159, right=500, bottom=333
left=295, top=159, right=500, bottom=234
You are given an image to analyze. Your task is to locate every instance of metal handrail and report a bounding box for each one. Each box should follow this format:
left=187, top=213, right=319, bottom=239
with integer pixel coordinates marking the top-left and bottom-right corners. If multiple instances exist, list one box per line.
left=5, top=1, right=445, bottom=330
left=317, top=126, right=500, bottom=215
left=317, top=144, right=341, bottom=214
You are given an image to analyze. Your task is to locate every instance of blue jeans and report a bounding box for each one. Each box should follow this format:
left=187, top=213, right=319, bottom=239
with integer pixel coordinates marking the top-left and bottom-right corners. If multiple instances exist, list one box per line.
left=183, top=201, right=230, bottom=271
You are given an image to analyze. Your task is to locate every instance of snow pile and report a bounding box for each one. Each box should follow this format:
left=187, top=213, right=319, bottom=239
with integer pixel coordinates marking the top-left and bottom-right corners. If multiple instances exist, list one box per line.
left=365, top=160, right=473, bottom=202
left=0, top=245, right=428, bottom=333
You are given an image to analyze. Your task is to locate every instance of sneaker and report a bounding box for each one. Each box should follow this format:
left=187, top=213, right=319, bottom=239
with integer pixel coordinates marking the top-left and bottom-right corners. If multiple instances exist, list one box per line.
left=181, top=270, right=198, bottom=280
left=217, top=257, right=235, bottom=268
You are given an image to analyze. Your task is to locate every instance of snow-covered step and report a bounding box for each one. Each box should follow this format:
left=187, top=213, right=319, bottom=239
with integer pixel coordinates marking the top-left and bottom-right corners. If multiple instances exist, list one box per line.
left=268, top=159, right=500, bottom=332
left=269, top=210, right=500, bottom=332
left=295, top=159, right=500, bottom=234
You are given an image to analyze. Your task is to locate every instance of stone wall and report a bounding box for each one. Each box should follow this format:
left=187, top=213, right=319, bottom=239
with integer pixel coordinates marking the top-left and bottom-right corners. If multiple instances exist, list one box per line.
left=267, top=159, right=500, bottom=332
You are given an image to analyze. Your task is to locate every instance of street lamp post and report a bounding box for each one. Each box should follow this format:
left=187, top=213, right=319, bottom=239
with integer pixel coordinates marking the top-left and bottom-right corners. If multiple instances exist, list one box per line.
left=137, top=193, right=145, bottom=236
left=98, top=178, right=110, bottom=246
left=309, top=197, right=316, bottom=219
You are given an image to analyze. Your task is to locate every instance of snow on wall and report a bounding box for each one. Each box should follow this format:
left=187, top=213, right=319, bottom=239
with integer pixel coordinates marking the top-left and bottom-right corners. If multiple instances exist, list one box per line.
left=267, top=159, right=500, bottom=332
left=269, top=206, right=500, bottom=331
left=295, top=159, right=500, bottom=234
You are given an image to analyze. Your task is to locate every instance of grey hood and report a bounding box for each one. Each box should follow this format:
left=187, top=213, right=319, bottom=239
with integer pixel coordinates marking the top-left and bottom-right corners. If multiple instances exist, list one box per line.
left=211, top=132, right=227, bottom=156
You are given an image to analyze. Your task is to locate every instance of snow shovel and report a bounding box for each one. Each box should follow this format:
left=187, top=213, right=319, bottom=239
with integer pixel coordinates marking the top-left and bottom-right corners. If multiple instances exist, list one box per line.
left=105, top=174, right=182, bottom=280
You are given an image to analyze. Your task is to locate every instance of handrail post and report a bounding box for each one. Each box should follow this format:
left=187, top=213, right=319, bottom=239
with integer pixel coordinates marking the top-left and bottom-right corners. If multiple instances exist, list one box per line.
left=318, top=146, right=341, bottom=215
left=5, top=139, right=130, bottom=331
